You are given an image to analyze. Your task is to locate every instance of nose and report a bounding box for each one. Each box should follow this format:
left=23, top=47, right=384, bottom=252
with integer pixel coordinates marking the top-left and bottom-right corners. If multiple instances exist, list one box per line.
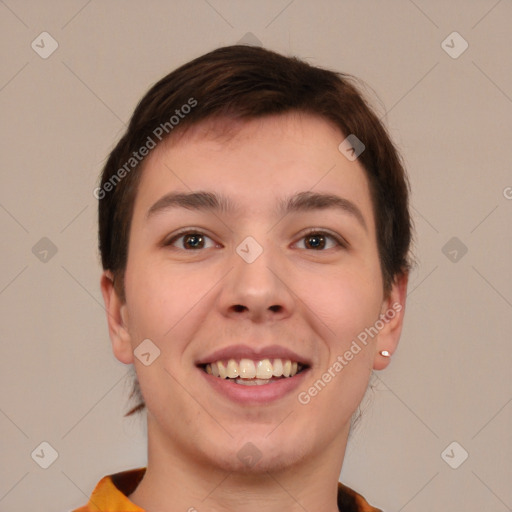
left=216, top=241, right=295, bottom=323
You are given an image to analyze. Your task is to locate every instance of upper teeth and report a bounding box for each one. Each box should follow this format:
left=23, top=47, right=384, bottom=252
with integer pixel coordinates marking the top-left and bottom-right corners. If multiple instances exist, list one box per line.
left=205, top=358, right=301, bottom=379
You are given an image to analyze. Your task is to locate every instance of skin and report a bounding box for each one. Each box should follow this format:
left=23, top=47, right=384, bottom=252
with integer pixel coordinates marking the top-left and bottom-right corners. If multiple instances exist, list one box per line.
left=101, top=112, right=408, bottom=512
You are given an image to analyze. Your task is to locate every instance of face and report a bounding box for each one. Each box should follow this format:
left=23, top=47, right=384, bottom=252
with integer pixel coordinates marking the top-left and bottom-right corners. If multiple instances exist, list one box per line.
left=102, top=112, right=407, bottom=475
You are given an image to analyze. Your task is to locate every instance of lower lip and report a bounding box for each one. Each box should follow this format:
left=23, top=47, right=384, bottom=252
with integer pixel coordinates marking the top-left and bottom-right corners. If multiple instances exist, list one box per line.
left=198, top=367, right=309, bottom=404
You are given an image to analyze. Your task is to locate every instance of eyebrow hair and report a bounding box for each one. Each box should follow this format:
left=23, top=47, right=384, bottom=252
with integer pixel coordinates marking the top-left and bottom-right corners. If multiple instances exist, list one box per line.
left=146, top=191, right=235, bottom=217
left=146, top=190, right=367, bottom=231
left=284, top=191, right=367, bottom=231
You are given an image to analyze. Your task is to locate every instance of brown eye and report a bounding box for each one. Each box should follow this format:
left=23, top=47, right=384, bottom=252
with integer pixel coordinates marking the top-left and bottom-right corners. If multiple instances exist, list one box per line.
left=296, top=231, right=343, bottom=250
left=184, top=234, right=204, bottom=249
left=166, top=231, right=217, bottom=250
left=305, top=234, right=326, bottom=250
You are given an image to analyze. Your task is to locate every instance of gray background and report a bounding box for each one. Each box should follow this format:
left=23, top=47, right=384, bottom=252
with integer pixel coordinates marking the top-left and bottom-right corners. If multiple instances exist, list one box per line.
left=1, top=1, right=511, bottom=511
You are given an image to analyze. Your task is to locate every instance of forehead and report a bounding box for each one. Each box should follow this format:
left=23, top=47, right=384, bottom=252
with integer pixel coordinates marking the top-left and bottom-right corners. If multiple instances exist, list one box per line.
left=133, top=113, right=375, bottom=228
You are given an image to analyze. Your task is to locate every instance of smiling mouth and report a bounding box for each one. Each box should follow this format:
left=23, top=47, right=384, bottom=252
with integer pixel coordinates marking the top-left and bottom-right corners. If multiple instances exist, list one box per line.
left=200, top=358, right=308, bottom=386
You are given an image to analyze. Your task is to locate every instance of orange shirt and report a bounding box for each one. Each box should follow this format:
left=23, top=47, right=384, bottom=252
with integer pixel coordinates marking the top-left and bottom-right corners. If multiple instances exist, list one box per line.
left=72, top=468, right=382, bottom=512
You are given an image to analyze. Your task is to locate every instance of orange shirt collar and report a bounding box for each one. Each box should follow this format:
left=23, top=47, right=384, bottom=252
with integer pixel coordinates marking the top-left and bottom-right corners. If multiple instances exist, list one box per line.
left=75, top=468, right=381, bottom=512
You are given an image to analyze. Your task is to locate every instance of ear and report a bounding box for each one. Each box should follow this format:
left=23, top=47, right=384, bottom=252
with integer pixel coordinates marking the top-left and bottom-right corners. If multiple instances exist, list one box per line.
left=100, top=271, right=134, bottom=365
left=373, top=272, right=408, bottom=371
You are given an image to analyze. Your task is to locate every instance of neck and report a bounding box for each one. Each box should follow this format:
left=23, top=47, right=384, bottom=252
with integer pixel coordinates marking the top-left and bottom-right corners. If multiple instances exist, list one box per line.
left=128, top=418, right=349, bottom=512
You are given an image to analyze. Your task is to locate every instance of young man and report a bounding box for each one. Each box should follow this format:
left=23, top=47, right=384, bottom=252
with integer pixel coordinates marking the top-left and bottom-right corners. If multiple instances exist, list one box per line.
left=77, top=45, right=411, bottom=512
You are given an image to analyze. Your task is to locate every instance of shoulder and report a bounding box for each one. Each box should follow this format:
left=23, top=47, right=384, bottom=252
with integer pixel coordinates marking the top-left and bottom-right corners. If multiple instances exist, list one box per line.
left=338, top=482, right=383, bottom=512
left=69, top=468, right=146, bottom=512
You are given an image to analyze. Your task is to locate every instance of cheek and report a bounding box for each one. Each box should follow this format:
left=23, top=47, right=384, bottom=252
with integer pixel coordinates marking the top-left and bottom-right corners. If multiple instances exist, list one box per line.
left=123, top=258, right=175, bottom=342
left=294, top=263, right=383, bottom=344
left=297, top=270, right=378, bottom=422
left=123, top=257, right=218, bottom=349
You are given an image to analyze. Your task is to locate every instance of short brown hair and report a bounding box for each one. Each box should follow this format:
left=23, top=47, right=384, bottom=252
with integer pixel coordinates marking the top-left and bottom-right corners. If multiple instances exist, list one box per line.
left=98, top=45, right=412, bottom=416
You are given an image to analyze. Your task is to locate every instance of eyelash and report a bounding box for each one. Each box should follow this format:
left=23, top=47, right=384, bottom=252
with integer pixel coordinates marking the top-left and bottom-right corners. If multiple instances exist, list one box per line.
left=164, top=228, right=347, bottom=251
left=296, top=229, right=348, bottom=250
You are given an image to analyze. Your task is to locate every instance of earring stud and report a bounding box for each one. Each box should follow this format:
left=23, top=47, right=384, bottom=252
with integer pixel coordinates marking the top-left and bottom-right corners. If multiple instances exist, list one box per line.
left=380, top=350, right=391, bottom=357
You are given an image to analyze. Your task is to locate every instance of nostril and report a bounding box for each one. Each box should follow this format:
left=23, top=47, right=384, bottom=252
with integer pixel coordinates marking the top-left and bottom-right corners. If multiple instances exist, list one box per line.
left=230, top=304, right=282, bottom=314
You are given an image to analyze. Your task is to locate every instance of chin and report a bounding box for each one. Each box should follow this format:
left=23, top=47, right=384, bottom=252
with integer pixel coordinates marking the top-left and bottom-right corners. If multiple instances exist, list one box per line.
left=205, top=435, right=310, bottom=475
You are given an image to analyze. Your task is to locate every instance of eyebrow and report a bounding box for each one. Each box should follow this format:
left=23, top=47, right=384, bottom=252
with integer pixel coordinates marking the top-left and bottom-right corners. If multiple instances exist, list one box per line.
left=146, top=190, right=367, bottom=231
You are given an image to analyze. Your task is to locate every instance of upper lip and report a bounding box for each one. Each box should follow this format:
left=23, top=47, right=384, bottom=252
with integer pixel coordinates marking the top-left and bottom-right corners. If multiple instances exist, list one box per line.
left=196, top=344, right=311, bottom=366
